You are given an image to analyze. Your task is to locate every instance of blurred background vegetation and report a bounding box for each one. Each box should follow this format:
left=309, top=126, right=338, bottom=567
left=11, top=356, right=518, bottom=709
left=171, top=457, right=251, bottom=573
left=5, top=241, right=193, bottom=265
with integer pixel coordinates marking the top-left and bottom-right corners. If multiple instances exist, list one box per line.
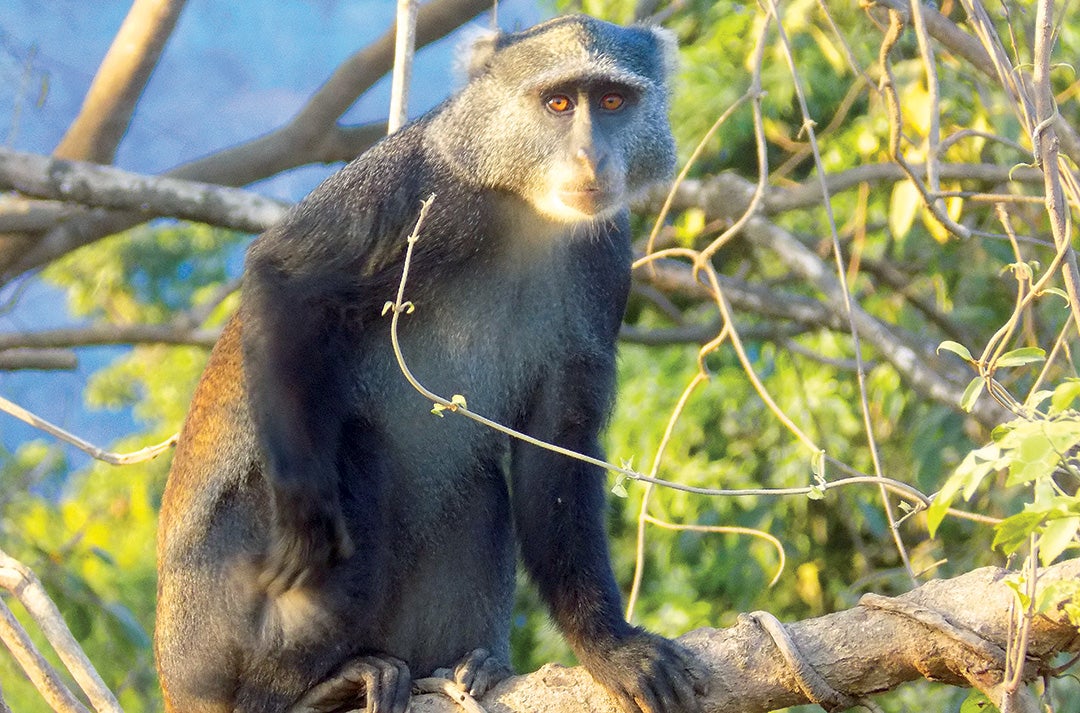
left=1, top=0, right=1079, bottom=711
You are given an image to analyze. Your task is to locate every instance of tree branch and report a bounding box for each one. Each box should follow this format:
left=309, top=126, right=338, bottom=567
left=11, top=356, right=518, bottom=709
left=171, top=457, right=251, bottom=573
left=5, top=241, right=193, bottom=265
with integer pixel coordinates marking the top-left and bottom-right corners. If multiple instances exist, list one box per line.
left=53, top=0, right=189, bottom=163
left=0, top=323, right=220, bottom=351
left=0, top=548, right=122, bottom=713
left=872, top=0, right=1080, bottom=166
left=0, top=148, right=288, bottom=234
left=0, top=348, right=77, bottom=371
left=424, top=560, right=1080, bottom=712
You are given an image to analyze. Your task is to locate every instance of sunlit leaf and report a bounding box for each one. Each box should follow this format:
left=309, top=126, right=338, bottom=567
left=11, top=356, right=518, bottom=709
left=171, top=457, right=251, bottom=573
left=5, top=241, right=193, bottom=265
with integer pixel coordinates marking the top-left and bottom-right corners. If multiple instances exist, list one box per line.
left=994, top=347, right=1045, bottom=369
left=937, top=341, right=974, bottom=362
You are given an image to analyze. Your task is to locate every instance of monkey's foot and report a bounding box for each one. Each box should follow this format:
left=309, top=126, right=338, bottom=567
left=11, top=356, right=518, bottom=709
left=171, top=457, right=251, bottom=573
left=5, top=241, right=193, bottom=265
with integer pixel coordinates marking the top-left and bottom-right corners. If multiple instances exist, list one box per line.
left=431, top=648, right=512, bottom=699
left=289, top=655, right=410, bottom=713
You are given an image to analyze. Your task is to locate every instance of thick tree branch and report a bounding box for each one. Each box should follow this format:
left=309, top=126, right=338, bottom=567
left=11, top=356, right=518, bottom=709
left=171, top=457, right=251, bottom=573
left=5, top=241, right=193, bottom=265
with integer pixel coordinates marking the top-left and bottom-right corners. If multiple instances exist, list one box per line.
left=0, top=323, right=220, bottom=352
left=0, top=148, right=288, bottom=234
left=53, top=0, right=189, bottom=163
left=416, top=561, right=1080, bottom=712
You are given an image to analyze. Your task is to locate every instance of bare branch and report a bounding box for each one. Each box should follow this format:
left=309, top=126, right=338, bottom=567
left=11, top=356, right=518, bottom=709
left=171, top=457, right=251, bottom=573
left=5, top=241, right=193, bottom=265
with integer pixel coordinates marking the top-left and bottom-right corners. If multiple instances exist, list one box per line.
left=0, top=548, right=122, bottom=713
left=0, top=323, right=220, bottom=351
left=0, top=393, right=177, bottom=466
left=0, top=348, right=77, bottom=371
left=0, top=148, right=289, bottom=233
left=0, top=598, right=90, bottom=713
left=54, top=0, right=189, bottom=163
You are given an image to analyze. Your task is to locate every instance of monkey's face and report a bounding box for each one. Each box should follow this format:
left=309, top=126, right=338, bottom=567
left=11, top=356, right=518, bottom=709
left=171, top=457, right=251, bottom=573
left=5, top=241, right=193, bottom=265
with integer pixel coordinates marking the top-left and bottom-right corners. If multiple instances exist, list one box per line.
left=427, top=15, right=678, bottom=227
left=525, top=80, right=665, bottom=224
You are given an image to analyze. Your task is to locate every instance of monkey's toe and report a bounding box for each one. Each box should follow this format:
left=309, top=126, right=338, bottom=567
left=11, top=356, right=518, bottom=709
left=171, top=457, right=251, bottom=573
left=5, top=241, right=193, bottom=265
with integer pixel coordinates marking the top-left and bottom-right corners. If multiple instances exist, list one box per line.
left=289, top=655, right=410, bottom=713
left=433, top=648, right=513, bottom=698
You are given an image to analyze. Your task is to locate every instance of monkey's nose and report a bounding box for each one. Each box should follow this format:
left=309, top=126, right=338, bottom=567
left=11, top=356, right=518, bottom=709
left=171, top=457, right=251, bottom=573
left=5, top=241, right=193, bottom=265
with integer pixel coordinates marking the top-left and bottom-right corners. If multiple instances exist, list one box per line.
left=574, top=148, right=599, bottom=181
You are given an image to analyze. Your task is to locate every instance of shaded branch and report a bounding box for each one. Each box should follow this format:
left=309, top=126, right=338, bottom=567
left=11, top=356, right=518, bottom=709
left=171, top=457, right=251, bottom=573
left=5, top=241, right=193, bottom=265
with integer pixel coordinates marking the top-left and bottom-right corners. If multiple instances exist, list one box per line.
left=0, top=323, right=220, bottom=351
left=0, top=348, right=77, bottom=371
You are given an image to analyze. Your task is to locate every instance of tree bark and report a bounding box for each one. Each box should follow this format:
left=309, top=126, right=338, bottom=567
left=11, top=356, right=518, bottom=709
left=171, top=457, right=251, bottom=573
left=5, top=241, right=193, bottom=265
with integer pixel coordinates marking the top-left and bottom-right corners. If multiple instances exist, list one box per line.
left=409, top=560, right=1080, bottom=713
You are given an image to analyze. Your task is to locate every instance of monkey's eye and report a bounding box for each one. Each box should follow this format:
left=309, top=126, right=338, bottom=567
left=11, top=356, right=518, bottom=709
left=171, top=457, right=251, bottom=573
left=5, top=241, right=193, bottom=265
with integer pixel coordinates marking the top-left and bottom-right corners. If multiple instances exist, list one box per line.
left=545, top=94, right=575, bottom=114
left=600, top=93, right=625, bottom=112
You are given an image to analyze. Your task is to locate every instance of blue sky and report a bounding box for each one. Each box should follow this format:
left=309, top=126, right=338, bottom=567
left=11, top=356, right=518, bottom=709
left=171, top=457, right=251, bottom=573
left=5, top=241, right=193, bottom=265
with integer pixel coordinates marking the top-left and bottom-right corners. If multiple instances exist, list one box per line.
left=0, top=0, right=545, bottom=462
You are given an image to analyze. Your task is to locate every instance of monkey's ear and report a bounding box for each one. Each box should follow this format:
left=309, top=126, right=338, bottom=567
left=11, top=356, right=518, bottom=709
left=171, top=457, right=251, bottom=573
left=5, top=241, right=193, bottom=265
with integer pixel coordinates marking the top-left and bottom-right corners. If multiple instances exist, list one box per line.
left=459, top=28, right=500, bottom=80
left=648, top=25, right=680, bottom=81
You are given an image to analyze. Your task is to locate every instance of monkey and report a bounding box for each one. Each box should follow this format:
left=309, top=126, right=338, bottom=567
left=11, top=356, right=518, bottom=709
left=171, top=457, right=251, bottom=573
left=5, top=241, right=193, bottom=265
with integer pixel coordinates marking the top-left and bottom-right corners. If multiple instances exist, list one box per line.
left=155, top=14, right=704, bottom=713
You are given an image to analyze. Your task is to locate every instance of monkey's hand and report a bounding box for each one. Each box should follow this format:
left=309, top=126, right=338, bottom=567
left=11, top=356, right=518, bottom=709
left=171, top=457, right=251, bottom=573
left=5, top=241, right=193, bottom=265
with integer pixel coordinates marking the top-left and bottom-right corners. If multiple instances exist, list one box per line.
left=260, top=493, right=355, bottom=596
left=581, top=629, right=707, bottom=713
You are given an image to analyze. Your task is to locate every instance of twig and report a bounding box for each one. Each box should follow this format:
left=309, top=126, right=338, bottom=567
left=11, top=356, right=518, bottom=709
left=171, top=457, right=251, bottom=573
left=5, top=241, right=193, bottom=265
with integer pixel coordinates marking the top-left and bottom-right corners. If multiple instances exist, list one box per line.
left=0, top=393, right=177, bottom=465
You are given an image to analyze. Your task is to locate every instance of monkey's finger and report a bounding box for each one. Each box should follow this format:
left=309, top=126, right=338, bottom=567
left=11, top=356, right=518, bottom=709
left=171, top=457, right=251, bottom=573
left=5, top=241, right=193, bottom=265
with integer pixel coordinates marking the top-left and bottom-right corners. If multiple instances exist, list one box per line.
left=389, top=657, right=411, bottom=713
left=608, top=681, right=646, bottom=713
left=631, top=679, right=666, bottom=713
left=469, top=654, right=512, bottom=698
left=451, top=647, right=488, bottom=694
left=667, top=667, right=703, bottom=713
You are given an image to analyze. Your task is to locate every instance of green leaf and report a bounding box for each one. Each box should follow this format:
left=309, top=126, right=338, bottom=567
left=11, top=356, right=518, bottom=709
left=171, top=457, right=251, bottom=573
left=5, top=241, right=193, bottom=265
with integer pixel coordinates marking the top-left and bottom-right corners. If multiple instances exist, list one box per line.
left=993, top=510, right=1044, bottom=555
left=1035, top=580, right=1080, bottom=625
left=807, top=485, right=825, bottom=501
left=1050, top=379, right=1080, bottom=414
left=959, top=690, right=998, bottom=713
left=611, top=474, right=629, bottom=498
left=811, top=449, right=825, bottom=479
left=1039, top=516, right=1079, bottom=566
left=937, top=340, right=974, bottom=361
left=1040, top=286, right=1069, bottom=304
left=927, top=443, right=1003, bottom=536
left=1005, top=421, right=1080, bottom=487
left=960, top=377, right=985, bottom=412
left=994, top=347, right=1045, bottom=368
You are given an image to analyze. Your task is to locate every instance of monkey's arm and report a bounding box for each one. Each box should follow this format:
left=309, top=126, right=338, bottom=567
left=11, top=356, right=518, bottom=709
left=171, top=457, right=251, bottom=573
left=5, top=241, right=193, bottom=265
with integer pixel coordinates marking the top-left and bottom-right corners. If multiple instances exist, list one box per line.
left=511, top=359, right=703, bottom=713
left=240, top=237, right=362, bottom=595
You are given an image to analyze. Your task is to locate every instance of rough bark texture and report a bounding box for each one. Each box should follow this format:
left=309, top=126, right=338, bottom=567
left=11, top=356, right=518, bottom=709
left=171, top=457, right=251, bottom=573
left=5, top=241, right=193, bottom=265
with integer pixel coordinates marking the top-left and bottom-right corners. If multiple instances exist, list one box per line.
left=406, top=560, right=1079, bottom=713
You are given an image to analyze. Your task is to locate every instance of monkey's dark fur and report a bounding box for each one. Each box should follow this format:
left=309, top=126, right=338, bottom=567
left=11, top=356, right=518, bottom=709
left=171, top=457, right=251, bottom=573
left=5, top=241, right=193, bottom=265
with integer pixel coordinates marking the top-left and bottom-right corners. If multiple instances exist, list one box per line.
left=156, top=15, right=703, bottom=713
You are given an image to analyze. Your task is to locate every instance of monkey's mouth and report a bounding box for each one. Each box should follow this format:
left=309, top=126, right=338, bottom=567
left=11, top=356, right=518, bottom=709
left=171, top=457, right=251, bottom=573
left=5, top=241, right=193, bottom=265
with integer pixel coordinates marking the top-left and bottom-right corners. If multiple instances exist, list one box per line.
left=558, top=187, right=614, bottom=216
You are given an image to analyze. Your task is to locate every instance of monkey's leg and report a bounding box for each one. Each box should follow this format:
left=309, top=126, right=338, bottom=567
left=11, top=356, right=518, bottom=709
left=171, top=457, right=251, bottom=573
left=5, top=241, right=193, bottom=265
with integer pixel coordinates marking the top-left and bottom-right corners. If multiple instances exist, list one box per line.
left=431, top=648, right=513, bottom=698
left=287, top=655, right=411, bottom=713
